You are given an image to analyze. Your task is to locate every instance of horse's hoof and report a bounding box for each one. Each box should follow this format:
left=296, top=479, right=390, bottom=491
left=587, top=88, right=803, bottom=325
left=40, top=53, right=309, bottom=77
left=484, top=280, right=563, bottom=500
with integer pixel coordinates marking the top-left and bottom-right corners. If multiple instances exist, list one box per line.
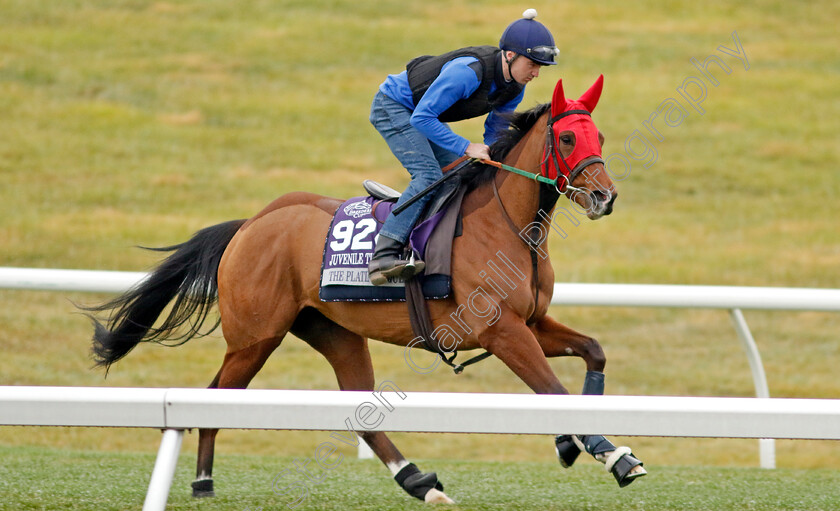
left=191, top=478, right=215, bottom=498
left=554, top=435, right=581, bottom=468
left=424, top=488, right=455, bottom=504
left=395, top=463, right=445, bottom=501
left=605, top=446, right=646, bottom=488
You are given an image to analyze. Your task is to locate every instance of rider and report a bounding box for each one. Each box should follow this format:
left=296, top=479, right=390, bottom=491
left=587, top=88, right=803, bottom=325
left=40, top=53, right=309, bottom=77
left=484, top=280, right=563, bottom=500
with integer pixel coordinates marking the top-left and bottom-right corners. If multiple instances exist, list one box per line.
left=367, top=9, right=559, bottom=285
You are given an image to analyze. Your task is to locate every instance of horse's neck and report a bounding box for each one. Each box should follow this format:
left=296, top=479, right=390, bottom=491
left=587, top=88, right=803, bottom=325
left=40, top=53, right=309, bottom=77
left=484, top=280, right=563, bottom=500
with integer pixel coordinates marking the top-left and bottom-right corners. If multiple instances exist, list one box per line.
left=494, top=116, right=551, bottom=230
left=490, top=116, right=557, bottom=311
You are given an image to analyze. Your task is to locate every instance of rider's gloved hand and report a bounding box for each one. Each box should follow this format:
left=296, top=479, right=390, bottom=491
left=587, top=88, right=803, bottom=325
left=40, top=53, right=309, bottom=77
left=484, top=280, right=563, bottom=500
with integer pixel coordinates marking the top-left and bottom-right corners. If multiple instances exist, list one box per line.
left=465, top=143, right=490, bottom=161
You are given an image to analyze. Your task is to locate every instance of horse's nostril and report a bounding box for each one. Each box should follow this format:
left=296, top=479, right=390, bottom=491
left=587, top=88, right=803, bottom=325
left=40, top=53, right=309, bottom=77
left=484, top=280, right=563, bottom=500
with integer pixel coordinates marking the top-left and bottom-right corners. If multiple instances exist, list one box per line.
left=605, top=192, right=617, bottom=215
left=589, top=190, right=617, bottom=216
left=592, top=190, right=609, bottom=203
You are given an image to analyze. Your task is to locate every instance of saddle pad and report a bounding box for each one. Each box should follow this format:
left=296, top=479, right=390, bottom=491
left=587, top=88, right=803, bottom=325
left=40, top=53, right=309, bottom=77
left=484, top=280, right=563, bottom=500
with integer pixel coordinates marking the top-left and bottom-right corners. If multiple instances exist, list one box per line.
left=318, top=196, right=452, bottom=302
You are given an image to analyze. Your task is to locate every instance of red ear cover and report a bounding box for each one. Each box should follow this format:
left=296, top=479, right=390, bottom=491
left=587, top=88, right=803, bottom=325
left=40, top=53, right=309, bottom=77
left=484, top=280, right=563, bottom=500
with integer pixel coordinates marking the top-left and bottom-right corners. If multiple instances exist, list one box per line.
left=578, top=74, right=604, bottom=113
left=550, top=79, right=567, bottom=118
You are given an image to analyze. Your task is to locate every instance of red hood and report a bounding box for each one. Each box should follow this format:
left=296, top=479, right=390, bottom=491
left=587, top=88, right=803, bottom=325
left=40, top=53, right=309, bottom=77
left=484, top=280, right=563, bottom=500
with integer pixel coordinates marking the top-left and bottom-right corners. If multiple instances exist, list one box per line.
left=542, top=75, right=604, bottom=181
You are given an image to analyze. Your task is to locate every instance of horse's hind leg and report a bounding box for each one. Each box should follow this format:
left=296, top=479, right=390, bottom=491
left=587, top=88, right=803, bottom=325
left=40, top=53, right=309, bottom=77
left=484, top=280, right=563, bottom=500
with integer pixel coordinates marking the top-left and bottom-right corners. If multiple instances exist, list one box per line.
left=193, top=369, right=221, bottom=496
left=530, top=315, right=646, bottom=487
left=193, top=335, right=284, bottom=497
left=290, top=308, right=454, bottom=504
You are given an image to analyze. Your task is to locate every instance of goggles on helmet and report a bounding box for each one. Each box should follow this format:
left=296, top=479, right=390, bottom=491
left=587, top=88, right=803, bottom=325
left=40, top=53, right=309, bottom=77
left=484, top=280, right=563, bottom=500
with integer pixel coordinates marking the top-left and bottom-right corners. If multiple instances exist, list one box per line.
left=524, top=45, right=559, bottom=62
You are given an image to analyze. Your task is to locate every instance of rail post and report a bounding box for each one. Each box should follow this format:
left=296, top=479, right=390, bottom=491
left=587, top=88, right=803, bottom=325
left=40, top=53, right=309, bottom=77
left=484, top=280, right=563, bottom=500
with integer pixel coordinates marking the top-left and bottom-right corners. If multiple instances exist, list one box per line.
left=729, top=308, right=775, bottom=469
left=143, top=429, right=184, bottom=511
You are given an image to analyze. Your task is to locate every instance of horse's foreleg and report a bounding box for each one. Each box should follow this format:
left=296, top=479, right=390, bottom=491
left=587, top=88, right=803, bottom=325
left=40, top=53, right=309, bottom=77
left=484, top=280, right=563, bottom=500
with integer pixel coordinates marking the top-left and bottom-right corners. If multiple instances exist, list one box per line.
left=530, top=314, right=605, bottom=466
left=293, top=309, right=454, bottom=504
left=530, top=315, right=646, bottom=486
left=478, top=313, right=569, bottom=395
left=530, top=315, right=605, bottom=372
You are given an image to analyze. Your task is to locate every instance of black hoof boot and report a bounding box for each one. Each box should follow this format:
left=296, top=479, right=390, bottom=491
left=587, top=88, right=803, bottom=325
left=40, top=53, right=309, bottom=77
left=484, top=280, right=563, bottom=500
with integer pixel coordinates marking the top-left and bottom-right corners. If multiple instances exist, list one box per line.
left=191, top=478, right=215, bottom=498
left=554, top=435, right=581, bottom=468
left=394, top=463, right=443, bottom=501
left=607, top=447, right=646, bottom=488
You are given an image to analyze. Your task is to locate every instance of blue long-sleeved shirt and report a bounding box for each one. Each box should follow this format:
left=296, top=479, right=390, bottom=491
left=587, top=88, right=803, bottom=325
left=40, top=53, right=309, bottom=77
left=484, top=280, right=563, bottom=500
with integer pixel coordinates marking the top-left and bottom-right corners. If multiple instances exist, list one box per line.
left=379, top=56, right=525, bottom=156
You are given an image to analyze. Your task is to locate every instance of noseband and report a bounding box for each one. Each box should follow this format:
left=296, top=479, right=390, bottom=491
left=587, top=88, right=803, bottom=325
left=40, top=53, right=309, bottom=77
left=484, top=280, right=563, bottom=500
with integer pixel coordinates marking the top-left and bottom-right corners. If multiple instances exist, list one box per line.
left=543, top=109, right=606, bottom=195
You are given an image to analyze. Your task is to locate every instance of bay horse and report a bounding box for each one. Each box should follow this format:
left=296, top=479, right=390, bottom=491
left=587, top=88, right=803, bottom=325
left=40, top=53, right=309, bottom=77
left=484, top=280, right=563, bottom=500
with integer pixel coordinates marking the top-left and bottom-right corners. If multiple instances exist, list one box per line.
left=86, top=75, right=645, bottom=505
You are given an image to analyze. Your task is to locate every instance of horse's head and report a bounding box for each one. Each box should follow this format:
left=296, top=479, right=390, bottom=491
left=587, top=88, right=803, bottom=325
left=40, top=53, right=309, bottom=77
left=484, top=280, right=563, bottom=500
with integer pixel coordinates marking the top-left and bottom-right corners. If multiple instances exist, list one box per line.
left=542, top=75, right=616, bottom=219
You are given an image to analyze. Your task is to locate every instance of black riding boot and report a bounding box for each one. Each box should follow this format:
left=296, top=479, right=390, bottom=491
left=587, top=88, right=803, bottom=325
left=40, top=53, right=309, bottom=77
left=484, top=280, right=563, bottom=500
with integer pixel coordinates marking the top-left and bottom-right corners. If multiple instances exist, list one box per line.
left=368, top=235, right=425, bottom=285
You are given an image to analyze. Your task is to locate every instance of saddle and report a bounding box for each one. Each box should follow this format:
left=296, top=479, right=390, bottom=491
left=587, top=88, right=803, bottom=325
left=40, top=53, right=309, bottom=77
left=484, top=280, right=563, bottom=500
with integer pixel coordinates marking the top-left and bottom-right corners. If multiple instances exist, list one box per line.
left=323, top=173, right=492, bottom=372
left=363, top=177, right=464, bottom=234
left=362, top=180, right=400, bottom=201
left=318, top=175, right=465, bottom=302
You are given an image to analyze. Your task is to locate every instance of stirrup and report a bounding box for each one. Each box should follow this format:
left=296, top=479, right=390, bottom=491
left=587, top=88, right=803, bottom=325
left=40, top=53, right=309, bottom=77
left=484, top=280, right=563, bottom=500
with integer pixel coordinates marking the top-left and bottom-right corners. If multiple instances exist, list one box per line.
left=404, top=251, right=424, bottom=275
left=368, top=256, right=426, bottom=285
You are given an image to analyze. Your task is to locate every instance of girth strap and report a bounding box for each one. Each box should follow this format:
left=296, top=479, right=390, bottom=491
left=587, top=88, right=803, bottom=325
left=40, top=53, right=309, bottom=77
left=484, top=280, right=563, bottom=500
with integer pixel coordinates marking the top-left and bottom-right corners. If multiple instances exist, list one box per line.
left=404, top=276, right=493, bottom=374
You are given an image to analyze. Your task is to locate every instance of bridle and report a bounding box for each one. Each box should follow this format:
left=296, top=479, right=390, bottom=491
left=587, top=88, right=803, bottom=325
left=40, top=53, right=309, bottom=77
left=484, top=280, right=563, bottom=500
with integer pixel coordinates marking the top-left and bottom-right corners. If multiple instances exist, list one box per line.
left=487, top=107, right=609, bottom=325
left=482, top=108, right=605, bottom=197
left=423, top=107, right=610, bottom=372
left=542, top=109, right=606, bottom=196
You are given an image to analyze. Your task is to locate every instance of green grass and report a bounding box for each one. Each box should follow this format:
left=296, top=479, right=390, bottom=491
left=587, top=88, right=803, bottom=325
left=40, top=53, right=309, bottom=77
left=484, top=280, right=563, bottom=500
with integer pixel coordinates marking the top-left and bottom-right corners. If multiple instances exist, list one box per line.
left=1, top=444, right=839, bottom=511
left=1, top=0, right=839, bottom=492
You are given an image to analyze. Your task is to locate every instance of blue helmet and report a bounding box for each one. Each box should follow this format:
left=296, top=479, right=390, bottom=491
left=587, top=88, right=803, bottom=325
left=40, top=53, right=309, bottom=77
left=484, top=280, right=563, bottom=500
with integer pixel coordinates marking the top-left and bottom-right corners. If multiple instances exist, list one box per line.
left=499, top=9, right=559, bottom=66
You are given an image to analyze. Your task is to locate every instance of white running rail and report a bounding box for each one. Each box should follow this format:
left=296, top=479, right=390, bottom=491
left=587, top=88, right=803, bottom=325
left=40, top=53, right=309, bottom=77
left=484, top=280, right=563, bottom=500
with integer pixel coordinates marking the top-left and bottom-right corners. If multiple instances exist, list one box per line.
left=1, top=387, right=840, bottom=510
left=3, top=267, right=840, bottom=469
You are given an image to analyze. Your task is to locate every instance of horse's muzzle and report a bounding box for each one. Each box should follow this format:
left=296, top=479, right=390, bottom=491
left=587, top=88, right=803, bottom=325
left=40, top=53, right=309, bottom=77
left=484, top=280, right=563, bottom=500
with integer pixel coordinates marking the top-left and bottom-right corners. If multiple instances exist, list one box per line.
left=588, top=190, right=617, bottom=219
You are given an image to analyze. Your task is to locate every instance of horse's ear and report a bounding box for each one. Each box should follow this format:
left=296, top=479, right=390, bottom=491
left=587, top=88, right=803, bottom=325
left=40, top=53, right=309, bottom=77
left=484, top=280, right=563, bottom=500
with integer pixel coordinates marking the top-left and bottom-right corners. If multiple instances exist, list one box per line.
left=551, top=79, right=567, bottom=117
left=578, top=74, right=604, bottom=113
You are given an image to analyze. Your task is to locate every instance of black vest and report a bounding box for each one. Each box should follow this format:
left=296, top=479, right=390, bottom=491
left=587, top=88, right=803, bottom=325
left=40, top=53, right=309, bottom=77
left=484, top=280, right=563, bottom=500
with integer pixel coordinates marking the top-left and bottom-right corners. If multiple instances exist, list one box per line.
left=406, top=45, right=524, bottom=123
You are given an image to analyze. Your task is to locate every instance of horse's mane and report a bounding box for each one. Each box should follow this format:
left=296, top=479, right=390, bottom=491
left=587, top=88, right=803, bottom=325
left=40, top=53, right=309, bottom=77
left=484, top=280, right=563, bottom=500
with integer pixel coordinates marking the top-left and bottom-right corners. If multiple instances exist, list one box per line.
left=462, top=102, right=551, bottom=191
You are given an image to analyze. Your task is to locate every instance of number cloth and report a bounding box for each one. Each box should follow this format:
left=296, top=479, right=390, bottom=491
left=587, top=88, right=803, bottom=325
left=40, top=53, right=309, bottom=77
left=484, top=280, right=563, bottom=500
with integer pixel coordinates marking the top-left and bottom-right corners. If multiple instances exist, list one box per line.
left=319, top=196, right=456, bottom=302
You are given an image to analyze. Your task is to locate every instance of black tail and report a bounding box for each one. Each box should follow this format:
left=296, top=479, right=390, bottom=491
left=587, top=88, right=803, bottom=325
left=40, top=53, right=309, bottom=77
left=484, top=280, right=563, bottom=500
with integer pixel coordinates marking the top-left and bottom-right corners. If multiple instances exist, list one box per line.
left=83, top=219, right=246, bottom=372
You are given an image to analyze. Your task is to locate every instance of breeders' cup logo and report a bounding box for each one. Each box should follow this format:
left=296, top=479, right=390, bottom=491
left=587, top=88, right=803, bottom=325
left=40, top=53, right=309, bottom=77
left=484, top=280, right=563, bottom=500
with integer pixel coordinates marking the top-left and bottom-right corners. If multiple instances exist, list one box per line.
left=343, top=200, right=371, bottom=219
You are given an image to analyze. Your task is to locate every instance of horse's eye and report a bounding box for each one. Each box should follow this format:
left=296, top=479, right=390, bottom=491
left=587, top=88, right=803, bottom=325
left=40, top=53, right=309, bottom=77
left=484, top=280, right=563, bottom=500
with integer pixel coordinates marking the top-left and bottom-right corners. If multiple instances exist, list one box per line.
left=560, top=136, right=573, bottom=144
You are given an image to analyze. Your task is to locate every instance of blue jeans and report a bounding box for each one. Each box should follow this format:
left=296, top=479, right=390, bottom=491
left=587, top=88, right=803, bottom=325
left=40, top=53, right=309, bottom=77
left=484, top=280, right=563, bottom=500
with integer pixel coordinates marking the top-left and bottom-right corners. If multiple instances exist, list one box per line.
left=370, top=91, right=458, bottom=244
